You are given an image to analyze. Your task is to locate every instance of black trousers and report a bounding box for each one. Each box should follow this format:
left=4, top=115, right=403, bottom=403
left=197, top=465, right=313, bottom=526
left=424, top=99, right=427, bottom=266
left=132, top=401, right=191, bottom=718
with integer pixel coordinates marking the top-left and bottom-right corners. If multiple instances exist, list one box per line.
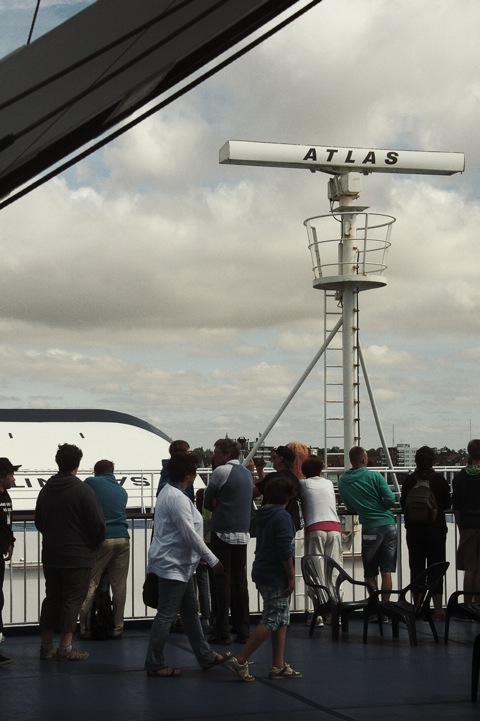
left=209, top=534, right=250, bottom=641
left=40, top=566, right=91, bottom=634
left=406, top=526, right=447, bottom=594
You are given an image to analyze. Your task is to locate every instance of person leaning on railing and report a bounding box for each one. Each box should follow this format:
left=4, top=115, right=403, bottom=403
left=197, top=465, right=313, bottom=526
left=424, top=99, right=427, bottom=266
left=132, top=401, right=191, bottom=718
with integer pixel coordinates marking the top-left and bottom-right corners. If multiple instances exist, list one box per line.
left=338, top=446, right=397, bottom=603
left=299, top=454, right=343, bottom=628
left=400, top=445, right=451, bottom=620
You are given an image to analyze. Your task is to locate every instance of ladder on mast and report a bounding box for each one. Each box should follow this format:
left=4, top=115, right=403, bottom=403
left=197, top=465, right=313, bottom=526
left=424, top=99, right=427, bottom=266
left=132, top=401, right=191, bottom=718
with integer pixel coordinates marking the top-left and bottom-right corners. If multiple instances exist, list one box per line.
left=323, top=289, right=360, bottom=467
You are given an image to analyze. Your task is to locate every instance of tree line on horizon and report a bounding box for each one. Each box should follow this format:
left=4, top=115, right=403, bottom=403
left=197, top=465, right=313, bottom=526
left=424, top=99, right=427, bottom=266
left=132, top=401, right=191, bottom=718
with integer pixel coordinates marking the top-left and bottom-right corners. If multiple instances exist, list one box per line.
left=190, top=445, right=468, bottom=469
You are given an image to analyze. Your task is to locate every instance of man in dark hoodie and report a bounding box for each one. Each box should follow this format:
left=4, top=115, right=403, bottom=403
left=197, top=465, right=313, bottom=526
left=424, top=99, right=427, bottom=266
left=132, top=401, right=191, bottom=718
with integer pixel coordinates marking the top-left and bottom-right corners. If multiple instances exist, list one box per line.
left=35, top=443, right=105, bottom=661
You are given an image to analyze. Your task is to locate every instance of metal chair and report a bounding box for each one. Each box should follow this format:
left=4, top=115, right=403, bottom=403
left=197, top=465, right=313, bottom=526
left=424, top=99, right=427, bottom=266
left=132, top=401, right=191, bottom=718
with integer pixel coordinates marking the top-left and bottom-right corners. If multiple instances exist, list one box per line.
left=444, top=591, right=480, bottom=644
left=363, top=561, right=449, bottom=646
left=301, top=554, right=373, bottom=640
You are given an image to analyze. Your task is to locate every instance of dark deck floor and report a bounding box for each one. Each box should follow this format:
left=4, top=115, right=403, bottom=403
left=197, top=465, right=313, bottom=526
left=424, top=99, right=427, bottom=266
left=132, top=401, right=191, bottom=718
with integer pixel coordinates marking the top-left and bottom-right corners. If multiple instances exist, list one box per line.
left=1, top=617, right=480, bottom=721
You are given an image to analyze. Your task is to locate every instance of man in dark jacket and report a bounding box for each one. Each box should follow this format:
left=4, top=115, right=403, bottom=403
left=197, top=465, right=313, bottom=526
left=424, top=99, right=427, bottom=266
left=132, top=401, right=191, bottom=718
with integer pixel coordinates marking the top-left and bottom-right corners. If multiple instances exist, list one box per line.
left=453, top=438, right=480, bottom=602
left=400, top=445, right=451, bottom=619
left=35, top=444, right=105, bottom=661
left=0, top=457, right=21, bottom=665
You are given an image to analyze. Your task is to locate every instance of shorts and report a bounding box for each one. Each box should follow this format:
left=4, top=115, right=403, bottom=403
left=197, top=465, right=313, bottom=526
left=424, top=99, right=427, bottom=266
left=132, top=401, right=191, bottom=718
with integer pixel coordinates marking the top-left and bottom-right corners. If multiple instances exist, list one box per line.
left=257, top=585, right=290, bottom=631
left=361, top=524, right=397, bottom=578
left=457, top=528, right=480, bottom=572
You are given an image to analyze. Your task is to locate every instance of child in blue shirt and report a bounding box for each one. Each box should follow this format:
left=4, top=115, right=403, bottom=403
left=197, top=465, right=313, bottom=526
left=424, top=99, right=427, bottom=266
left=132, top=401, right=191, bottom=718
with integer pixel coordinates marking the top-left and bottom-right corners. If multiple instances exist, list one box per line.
left=226, top=475, right=302, bottom=682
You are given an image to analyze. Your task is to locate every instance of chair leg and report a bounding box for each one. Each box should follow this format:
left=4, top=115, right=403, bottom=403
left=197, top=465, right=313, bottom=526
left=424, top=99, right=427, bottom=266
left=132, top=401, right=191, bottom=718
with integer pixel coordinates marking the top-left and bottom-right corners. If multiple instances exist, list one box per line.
left=378, top=614, right=385, bottom=638
left=362, top=613, right=369, bottom=644
left=391, top=617, right=399, bottom=639
left=331, top=609, right=340, bottom=641
left=404, top=616, right=417, bottom=646
left=428, top=616, right=439, bottom=643
left=444, top=613, right=451, bottom=645
left=472, top=634, right=480, bottom=701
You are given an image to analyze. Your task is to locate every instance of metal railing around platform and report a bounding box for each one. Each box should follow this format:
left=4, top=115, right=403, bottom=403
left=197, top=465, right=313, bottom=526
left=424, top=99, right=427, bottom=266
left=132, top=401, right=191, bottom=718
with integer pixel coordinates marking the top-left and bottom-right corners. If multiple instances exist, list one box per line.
left=4, top=466, right=463, bottom=628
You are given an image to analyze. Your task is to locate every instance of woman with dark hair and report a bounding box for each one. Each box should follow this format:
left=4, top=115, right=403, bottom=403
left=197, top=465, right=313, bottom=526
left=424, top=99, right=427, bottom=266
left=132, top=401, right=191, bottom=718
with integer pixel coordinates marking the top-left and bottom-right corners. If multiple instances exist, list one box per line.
left=300, top=455, right=342, bottom=564
left=400, top=445, right=451, bottom=620
left=254, top=446, right=302, bottom=531
left=299, top=454, right=342, bottom=627
left=145, top=453, right=230, bottom=677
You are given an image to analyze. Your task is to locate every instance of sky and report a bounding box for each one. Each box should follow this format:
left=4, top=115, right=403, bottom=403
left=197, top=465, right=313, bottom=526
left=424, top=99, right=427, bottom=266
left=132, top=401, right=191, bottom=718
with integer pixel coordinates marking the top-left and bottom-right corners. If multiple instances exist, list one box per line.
left=0, top=0, right=479, bottom=454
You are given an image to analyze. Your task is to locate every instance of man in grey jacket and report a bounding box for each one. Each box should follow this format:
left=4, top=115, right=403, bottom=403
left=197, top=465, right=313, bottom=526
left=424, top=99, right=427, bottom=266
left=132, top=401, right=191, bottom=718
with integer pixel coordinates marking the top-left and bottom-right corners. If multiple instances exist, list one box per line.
left=204, top=439, right=253, bottom=645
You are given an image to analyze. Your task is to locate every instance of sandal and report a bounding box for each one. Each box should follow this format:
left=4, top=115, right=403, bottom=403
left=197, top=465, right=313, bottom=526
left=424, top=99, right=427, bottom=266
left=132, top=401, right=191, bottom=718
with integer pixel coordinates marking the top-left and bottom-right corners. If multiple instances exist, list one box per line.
left=202, top=651, right=232, bottom=670
left=147, top=667, right=181, bottom=678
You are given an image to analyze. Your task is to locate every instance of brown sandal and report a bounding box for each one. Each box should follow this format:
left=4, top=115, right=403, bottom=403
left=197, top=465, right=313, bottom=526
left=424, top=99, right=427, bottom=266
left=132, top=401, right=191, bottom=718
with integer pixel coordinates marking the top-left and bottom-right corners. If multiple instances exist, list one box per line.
left=202, top=651, right=232, bottom=670
left=147, top=667, right=181, bottom=678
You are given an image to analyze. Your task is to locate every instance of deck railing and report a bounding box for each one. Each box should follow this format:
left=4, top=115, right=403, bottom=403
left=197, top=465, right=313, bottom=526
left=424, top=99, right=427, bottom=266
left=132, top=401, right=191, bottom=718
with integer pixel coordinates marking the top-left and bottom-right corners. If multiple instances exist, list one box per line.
left=4, top=466, right=463, bottom=628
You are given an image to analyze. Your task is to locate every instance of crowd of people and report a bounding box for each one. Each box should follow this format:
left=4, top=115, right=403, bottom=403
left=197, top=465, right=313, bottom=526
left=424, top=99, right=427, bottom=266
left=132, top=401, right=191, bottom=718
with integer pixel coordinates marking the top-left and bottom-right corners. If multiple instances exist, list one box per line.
left=0, top=437, right=479, bottom=680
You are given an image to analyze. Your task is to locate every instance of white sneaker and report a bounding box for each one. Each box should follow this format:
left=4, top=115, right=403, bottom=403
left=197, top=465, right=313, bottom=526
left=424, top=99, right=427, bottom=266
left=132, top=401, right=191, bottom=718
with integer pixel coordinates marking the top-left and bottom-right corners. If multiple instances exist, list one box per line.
left=225, top=656, right=255, bottom=682
left=306, top=614, right=324, bottom=628
left=268, top=662, right=302, bottom=679
left=0, top=632, right=5, bottom=644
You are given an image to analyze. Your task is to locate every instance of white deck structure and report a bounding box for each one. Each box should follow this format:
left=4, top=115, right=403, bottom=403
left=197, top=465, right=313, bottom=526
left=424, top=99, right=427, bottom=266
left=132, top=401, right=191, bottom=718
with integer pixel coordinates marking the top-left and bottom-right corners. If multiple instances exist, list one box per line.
left=0, top=409, right=172, bottom=511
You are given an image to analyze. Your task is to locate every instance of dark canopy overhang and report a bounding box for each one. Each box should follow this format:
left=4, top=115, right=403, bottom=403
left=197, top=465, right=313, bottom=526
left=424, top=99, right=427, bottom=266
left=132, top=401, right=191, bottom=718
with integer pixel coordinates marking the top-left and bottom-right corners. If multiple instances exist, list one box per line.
left=0, top=0, right=320, bottom=205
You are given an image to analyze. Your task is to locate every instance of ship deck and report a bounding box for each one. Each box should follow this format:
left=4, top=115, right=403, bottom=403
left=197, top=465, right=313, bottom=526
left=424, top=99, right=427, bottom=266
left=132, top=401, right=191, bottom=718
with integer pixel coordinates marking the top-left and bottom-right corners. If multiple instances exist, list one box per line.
left=2, top=615, right=479, bottom=721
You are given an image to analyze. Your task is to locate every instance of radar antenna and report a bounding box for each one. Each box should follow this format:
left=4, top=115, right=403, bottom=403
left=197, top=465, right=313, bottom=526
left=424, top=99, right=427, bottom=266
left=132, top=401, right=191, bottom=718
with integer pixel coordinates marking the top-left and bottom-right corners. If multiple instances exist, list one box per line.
left=220, top=141, right=464, bottom=483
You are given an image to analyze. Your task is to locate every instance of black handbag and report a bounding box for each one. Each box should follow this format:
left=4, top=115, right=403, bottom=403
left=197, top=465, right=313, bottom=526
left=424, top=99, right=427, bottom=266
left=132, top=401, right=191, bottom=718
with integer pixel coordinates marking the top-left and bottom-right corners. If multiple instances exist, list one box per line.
left=142, top=572, right=158, bottom=608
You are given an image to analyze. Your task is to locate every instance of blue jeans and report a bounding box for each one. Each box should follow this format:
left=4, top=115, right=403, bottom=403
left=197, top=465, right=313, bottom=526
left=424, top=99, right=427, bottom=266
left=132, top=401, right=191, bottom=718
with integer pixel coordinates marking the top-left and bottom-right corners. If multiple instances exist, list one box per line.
left=195, top=563, right=211, bottom=620
left=144, top=576, right=216, bottom=671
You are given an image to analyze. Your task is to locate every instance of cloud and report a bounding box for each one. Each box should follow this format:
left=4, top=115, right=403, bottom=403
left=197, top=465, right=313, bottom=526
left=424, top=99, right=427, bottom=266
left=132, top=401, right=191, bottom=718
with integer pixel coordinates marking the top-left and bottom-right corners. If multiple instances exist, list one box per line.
left=0, top=0, right=479, bottom=451
left=461, top=347, right=480, bottom=361
left=363, top=345, right=421, bottom=369
left=372, top=388, right=402, bottom=403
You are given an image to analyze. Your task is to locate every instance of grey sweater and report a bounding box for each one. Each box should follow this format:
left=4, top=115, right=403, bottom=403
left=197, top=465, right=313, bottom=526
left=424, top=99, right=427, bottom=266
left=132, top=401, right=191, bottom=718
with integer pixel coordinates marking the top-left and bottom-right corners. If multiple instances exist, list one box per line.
left=204, top=461, right=253, bottom=535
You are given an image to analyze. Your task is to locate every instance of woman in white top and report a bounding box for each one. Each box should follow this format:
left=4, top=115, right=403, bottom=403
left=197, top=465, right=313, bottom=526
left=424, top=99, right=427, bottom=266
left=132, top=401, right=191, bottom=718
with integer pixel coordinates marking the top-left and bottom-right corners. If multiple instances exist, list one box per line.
left=299, top=455, right=342, bottom=564
left=144, top=453, right=231, bottom=677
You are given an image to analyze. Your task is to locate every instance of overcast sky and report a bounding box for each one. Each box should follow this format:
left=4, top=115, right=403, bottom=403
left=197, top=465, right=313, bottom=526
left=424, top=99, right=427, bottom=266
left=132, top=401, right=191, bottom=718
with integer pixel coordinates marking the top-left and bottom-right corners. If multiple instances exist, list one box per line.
left=0, top=0, right=478, bottom=454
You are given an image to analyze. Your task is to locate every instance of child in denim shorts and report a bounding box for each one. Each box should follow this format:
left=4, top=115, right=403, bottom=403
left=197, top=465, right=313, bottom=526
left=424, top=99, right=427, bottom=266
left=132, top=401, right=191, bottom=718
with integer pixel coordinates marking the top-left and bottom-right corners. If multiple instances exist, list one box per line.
left=226, top=475, right=302, bottom=682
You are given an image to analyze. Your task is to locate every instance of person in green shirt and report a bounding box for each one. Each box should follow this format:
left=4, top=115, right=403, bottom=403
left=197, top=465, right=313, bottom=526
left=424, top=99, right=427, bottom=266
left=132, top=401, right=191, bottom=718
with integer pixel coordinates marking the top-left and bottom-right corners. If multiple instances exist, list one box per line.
left=338, top=446, right=397, bottom=601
